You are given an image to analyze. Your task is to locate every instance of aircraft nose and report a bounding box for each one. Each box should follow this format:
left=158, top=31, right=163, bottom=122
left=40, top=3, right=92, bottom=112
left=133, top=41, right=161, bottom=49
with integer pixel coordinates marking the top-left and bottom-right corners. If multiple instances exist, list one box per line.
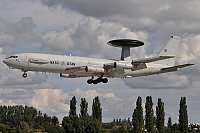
left=3, top=59, right=8, bottom=64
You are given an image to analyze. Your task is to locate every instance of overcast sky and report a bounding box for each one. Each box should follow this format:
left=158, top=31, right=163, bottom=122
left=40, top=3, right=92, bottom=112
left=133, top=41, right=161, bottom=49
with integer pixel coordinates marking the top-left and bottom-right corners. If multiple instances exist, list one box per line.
left=0, top=0, right=200, bottom=124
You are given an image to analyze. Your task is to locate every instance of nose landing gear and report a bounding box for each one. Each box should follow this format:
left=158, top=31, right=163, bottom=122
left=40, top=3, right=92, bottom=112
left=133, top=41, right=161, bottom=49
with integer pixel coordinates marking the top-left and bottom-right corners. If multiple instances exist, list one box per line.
left=22, top=72, right=27, bottom=78
left=87, top=77, right=108, bottom=84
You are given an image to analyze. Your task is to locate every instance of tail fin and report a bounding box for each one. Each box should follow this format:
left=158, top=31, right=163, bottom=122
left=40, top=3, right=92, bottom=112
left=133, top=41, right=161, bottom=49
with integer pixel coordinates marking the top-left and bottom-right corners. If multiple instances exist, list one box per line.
left=157, top=36, right=181, bottom=66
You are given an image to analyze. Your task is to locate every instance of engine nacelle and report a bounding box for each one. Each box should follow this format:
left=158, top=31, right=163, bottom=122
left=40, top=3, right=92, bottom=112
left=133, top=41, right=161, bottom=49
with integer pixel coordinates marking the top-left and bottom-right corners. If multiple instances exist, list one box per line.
left=115, top=62, right=133, bottom=69
left=103, top=62, right=116, bottom=69
left=85, top=66, right=104, bottom=73
left=60, top=73, right=77, bottom=78
left=104, top=62, right=133, bottom=69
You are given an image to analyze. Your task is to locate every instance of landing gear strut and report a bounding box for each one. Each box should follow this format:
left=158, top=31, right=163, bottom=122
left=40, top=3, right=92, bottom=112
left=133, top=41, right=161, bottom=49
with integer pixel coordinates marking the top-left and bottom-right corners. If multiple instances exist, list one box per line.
left=87, top=77, right=108, bottom=84
left=22, top=72, right=27, bottom=78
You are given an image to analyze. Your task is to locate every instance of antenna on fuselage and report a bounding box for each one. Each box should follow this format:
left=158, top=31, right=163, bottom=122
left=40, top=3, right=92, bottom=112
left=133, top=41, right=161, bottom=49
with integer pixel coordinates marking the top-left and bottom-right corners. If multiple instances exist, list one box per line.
left=107, top=39, right=144, bottom=61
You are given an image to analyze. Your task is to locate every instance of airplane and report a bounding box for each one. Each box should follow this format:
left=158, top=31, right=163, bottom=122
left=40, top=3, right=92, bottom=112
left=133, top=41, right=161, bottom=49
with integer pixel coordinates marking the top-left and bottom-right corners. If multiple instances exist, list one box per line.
left=3, top=36, right=194, bottom=84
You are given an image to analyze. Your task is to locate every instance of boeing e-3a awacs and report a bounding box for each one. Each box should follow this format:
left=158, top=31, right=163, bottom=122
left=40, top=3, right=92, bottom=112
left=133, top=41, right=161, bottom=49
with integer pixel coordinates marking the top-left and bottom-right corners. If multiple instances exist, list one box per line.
left=3, top=36, right=193, bottom=84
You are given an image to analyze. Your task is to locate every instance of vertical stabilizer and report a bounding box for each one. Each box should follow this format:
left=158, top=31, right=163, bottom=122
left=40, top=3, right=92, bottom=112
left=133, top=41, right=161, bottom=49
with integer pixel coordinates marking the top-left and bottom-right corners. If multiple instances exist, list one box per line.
left=157, top=36, right=181, bottom=66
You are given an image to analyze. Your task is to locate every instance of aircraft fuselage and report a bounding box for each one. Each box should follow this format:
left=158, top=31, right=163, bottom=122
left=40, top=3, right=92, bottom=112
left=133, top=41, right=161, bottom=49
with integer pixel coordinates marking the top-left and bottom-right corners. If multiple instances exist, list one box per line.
left=3, top=53, right=162, bottom=78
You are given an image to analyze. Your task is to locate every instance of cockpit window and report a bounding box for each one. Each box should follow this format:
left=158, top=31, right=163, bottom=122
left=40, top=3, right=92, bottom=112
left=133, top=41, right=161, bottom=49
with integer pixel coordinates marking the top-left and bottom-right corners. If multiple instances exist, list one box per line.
left=13, top=56, right=18, bottom=58
left=6, top=55, right=18, bottom=59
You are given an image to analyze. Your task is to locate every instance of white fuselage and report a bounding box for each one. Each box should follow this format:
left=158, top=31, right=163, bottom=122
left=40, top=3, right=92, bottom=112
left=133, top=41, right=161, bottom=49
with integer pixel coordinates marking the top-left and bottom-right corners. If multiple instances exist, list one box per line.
left=3, top=53, right=166, bottom=78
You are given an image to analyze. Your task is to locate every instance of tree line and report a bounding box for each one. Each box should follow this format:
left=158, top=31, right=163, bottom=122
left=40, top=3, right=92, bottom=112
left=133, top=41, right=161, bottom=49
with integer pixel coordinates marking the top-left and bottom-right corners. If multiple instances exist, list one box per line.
left=0, top=96, right=199, bottom=133
left=109, top=96, right=194, bottom=133
left=62, top=96, right=102, bottom=133
left=132, top=96, right=189, bottom=133
left=0, top=105, right=62, bottom=132
left=0, top=96, right=103, bottom=133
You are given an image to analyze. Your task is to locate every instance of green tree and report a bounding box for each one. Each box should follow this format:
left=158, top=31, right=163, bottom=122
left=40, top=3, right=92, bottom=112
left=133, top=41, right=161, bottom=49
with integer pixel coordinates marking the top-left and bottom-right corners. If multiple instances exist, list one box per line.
left=17, top=121, right=33, bottom=133
left=0, top=123, right=14, bottom=133
left=145, top=96, right=154, bottom=132
left=62, top=116, right=74, bottom=133
left=69, top=96, right=77, bottom=117
left=52, top=116, right=59, bottom=125
left=85, top=117, right=103, bottom=133
left=92, top=96, right=102, bottom=132
left=69, top=96, right=81, bottom=133
left=119, top=124, right=128, bottom=133
left=167, top=117, right=172, bottom=130
left=179, top=97, right=188, bottom=133
left=127, top=118, right=132, bottom=130
left=132, top=96, right=143, bottom=133
left=85, top=120, right=98, bottom=133
left=92, top=96, right=102, bottom=122
left=156, top=98, right=165, bottom=132
left=172, top=123, right=180, bottom=133
left=33, top=115, right=45, bottom=130
left=45, top=124, right=64, bottom=133
left=0, top=105, right=63, bottom=132
left=43, top=113, right=52, bottom=125
left=80, top=98, right=89, bottom=118
left=80, top=98, right=89, bottom=131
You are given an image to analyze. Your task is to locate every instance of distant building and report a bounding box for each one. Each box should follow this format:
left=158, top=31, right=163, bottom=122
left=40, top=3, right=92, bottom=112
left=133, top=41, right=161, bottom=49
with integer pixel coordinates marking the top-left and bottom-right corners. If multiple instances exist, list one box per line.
left=113, top=126, right=122, bottom=129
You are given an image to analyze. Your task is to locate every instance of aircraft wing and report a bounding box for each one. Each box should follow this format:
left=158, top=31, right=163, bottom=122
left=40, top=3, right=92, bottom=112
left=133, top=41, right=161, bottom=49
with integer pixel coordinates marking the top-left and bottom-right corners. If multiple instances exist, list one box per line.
left=161, top=64, right=194, bottom=72
left=132, top=56, right=174, bottom=64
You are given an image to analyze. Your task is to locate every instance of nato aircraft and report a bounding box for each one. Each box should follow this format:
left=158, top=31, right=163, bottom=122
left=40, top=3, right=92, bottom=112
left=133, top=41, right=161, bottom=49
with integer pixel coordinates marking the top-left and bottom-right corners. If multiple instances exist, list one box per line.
left=3, top=36, right=193, bottom=84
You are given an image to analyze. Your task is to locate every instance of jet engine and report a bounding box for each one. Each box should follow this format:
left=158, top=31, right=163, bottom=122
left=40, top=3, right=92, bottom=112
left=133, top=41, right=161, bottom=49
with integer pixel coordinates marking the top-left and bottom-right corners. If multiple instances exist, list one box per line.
left=115, top=62, right=133, bottom=69
left=85, top=66, right=104, bottom=73
left=104, top=62, right=133, bottom=69
left=60, top=73, right=77, bottom=78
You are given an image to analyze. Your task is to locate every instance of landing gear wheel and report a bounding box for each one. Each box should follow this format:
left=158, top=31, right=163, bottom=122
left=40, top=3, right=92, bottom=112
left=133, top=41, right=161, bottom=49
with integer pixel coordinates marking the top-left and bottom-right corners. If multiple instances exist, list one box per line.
left=102, top=78, right=108, bottom=83
left=87, top=79, right=93, bottom=84
left=22, top=73, right=27, bottom=78
left=96, top=77, right=102, bottom=83
left=87, top=77, right=108, bottom=84
left=92, top=80, right=98, bottom=84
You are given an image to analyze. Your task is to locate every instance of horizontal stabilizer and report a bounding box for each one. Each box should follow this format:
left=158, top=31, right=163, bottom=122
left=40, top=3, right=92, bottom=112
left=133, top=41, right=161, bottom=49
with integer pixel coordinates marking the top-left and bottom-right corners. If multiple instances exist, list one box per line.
left=161, top=64, right=194, bottom=72
left=132, top=56, right=175, bottom=64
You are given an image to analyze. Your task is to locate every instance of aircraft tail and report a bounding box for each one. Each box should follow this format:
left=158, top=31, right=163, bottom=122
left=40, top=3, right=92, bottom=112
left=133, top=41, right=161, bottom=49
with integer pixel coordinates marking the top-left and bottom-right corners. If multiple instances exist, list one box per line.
left=156, top=36, right=181, bottom=66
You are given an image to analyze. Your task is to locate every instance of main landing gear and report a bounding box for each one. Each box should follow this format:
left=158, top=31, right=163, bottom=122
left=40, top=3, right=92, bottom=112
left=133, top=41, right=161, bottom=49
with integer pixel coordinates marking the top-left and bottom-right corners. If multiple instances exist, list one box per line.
left=22, top=72, right=27, bottom=78
left=87, top=77, right=108, bottom=84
